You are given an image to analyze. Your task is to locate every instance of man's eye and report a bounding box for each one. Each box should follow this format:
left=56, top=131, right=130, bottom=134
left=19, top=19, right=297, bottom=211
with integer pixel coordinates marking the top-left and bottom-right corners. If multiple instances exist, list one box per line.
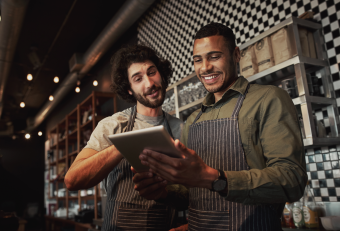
left=193, top=59, right=202, bottom=63
left=135, top=77, right=141, bottom=82
left=210, top=56, right=220, bottom=60
left=149, top=71, right=156, bottom=76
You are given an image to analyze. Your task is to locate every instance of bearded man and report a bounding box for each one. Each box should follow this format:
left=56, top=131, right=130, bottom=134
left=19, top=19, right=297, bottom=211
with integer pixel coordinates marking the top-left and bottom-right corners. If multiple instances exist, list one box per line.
left=65, top=45, right=185, bottom=231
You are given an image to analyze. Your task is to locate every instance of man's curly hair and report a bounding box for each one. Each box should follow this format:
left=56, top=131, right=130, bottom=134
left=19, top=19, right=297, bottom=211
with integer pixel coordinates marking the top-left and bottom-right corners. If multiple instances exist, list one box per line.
left=111, top=44, right=173, bottom=103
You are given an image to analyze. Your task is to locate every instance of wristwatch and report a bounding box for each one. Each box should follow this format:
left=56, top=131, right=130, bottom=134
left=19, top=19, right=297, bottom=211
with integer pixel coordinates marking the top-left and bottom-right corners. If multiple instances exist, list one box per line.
left=211, top=169, right=228, bottom=196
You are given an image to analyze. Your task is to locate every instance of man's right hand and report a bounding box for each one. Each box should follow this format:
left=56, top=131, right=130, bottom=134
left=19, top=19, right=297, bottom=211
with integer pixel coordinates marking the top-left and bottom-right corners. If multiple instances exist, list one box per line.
left=132, top=167, right=168, bottom=200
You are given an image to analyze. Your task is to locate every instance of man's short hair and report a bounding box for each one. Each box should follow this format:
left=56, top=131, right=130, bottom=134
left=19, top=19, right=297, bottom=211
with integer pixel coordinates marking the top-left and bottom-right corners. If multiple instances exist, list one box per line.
left=111, top=44, right=173, bottom=103
left=194, top=22, right=236, bottom=54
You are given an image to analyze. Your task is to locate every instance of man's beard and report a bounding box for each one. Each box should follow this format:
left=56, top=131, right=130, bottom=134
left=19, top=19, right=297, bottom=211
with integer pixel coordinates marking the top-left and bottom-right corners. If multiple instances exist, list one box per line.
left=131, top=84, right=166, bottom=109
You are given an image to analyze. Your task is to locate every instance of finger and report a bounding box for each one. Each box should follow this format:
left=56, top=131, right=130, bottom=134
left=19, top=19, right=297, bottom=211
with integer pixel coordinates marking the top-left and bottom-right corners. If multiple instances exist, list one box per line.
left=134, top=176, right=165, bottom=191
left=131, top=166, right=137, bottom=174
left=132, top=171, right=153, bottom=183
left=138, top=181, right=167, bottom=198
left=141, top=149, right=178, bottom=167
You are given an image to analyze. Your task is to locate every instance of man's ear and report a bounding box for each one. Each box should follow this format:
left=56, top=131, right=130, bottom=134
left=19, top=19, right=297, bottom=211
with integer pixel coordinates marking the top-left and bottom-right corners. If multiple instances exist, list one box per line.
left=234, top=47, right=241, bottom=63
left=128, top=90, right=132, bottom=95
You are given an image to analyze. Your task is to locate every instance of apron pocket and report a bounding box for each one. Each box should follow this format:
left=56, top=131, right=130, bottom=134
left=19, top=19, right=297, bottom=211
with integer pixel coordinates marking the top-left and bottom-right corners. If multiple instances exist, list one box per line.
left=116, top=204, right=169, bottom=231
left=188, top=207, right=229, bottom=231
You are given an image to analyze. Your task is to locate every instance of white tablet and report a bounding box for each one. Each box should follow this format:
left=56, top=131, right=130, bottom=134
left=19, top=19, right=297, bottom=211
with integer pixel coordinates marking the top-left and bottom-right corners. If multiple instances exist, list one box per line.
left=107, top=125, right=181, bottom=172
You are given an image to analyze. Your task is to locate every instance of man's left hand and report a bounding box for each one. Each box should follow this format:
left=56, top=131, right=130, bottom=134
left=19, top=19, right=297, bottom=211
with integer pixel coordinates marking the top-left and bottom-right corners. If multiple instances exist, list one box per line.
left=131, top=167, right=168, bottom=200
left=140, top=139, right=218, bottom=189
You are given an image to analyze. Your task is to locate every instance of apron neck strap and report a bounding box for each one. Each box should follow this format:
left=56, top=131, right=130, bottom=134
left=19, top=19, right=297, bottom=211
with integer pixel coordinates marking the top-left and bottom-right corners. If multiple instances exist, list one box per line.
left=231, top=83, right=250, bottom=117
left=126, top=105, right=174, bottom=139
left=191, top=83, right=250, bottom=124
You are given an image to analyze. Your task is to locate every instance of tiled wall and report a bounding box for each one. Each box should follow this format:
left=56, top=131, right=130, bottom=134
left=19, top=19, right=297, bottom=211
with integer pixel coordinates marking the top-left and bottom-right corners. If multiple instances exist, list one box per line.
left=137, top=0, right=340, bottom=202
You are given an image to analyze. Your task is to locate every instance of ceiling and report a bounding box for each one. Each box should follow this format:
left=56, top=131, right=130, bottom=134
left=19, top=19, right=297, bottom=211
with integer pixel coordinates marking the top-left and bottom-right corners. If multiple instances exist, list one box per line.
left=0, top=0, right=126, bottom=133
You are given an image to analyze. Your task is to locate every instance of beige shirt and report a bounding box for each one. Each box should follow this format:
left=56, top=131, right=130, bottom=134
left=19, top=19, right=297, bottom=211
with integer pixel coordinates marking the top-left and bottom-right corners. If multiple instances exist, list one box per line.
left=85, top=107, right=183, bottom=152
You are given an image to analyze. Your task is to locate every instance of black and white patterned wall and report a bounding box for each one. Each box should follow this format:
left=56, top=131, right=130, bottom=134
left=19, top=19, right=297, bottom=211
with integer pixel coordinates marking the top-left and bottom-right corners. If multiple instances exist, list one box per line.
left=138, top=0, right=340, bottom=202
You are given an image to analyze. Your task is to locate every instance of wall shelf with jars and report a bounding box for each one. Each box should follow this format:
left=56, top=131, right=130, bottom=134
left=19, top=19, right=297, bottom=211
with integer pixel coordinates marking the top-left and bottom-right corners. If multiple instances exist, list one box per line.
left=164, top=17, right=340, bottom=148
left=45, top=91, right=116, bottom=223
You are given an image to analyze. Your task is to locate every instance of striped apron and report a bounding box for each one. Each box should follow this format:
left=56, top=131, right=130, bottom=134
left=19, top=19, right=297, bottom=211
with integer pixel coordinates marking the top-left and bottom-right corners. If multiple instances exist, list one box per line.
left=187, top=84, right=282, bottom=231
left=102, top=106, right=175, bottom=231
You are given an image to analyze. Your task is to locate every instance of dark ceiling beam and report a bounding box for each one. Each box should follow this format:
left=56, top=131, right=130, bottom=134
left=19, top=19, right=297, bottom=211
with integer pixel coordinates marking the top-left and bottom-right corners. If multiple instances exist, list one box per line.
left=0, top=0, right=29, bottom=119
left=26, top=0, right=156, bottom=132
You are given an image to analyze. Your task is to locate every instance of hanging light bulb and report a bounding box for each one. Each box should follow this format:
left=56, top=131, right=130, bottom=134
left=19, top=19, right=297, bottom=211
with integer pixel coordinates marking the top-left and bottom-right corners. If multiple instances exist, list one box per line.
left=93, top=80, right=98, bottom=86
left=27, top=73, right=33, bottom=81
left=54, top=76, right=59, bottom=83
left=25, top=133, right=31, bottom=139
left=49, top=95, right=54, bottom=101
left=38, top=131, right=43, bottom=136
left=20, top=102, right=25, bottom=108
left=75, top=86, right=80, bottom=93
left=12, top=135, right=17, bottom=140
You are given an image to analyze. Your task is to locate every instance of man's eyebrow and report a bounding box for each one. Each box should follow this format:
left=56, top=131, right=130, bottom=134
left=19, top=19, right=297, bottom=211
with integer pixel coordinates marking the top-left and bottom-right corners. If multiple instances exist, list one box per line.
left=131, top=65, right=156, bottom=78
left=192, top=51, right=223, bottom=59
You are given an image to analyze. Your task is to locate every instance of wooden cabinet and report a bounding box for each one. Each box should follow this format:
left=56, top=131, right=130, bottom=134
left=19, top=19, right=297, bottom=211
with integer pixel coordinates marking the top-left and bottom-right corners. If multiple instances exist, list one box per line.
left=45, top=91, right=116, bottom=221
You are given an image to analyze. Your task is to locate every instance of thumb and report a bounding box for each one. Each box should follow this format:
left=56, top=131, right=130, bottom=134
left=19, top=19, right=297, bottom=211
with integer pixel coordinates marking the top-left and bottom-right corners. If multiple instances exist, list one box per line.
left=131, top=166, right=137, bottom=173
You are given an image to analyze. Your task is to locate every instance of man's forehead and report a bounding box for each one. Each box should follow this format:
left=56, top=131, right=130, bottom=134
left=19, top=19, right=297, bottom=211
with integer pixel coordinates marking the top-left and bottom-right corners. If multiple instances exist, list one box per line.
left=193, top=35, right=228, bottom=55
left=128, top=60, right=155, bottom=77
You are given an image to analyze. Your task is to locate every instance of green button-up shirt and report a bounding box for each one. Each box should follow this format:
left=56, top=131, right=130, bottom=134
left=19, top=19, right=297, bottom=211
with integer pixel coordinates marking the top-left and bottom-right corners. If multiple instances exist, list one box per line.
left=181, top=76, right=307, bottom=204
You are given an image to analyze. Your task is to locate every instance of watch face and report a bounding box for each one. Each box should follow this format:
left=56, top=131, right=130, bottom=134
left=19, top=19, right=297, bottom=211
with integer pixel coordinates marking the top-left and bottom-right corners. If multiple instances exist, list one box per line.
left=213, top=179, right=227, bottom=192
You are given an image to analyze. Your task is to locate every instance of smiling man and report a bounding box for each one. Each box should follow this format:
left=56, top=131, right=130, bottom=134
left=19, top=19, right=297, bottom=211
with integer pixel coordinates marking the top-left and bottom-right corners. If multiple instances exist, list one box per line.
left=64, top=45, right=184, bottom=231
left=133, top=23, right=307, bottom=231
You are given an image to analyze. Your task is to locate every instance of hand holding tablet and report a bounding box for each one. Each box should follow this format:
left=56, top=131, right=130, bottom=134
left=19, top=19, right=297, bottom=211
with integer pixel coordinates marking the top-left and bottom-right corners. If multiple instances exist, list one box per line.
left=107, top=126, right=181, bottom=172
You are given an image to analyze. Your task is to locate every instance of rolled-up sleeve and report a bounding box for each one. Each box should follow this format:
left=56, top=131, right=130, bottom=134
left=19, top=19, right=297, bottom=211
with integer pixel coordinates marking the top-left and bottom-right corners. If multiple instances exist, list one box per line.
left=225, top=87, right=307, bottom=204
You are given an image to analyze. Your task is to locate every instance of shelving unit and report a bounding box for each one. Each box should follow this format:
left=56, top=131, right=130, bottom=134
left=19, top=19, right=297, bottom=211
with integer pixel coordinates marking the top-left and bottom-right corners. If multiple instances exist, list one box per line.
left=45, top=91, right=116, bottom=222
left=164, top=17, right=340, bottom=148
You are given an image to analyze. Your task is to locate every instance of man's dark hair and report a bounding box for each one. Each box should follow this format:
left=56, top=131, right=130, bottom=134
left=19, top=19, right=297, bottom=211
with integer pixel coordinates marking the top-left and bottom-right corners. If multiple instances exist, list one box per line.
left=111, top=44, right=173, bottom=103
left=194, top=22, right=236, bottom=54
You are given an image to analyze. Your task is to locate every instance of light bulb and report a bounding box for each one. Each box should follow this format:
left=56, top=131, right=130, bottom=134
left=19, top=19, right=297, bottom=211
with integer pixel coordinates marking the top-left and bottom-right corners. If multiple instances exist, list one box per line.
left=20, top=102, right=25, bottom=108
left=12, top=135, right=17, bottom=140
left=75, top=86, right=80, bottom=93
left=93, top=80, right=98, bottom=86
left=27, top=74, right=33, bottom=81
left=25, top=133, right=31, bottom=139
left=49, top=95, right=54, bottom=101
left=38, top=131, right=42, bottom=136
left=54, top=76, right=59, bottom=83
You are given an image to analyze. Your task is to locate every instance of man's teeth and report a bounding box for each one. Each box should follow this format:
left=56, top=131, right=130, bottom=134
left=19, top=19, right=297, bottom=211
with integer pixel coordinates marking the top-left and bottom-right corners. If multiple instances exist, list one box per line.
left=204, top=75, right=218, bottom=80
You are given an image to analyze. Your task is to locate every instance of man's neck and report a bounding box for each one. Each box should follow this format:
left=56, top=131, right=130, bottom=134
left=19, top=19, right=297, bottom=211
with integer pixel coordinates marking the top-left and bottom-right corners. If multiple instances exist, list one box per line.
left=136, top=102, right=163, bottom=117
left=213, top=78, right=237, bottom=103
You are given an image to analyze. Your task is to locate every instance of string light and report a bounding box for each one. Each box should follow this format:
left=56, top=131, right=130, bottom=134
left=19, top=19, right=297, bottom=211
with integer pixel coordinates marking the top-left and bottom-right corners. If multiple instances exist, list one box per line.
left=75, top=86, right=80, bottom=93
left=27, top=73, right=33, bottom=81
left=38, top=131, right=43, bottom=136
left=93, top=80, right=98, bottom=86
left=12, top=135, right=17, bottom=140
left=20, top=102, right=25, bottom=108
left=53, top=76, right=59, bottom=83
left=49, top=95, right=54, bottom=101
left=25, top=133, right=31, bottom=139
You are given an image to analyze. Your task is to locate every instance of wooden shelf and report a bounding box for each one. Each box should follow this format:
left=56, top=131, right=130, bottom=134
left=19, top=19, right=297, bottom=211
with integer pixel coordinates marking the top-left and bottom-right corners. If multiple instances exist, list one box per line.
left=81, top=119, right=93, bottom=129
left=69, top=151, right=78, bottom=157
left=58, top=156, right=67, bottom=162
left=80, top=195, right=96, bottom=200
left=45, top=91, right=117, bottom=221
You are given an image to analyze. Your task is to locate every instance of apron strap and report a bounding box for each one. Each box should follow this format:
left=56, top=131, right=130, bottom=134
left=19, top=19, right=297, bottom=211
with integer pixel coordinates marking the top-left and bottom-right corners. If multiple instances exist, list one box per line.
left=191, top=83, right=250, bottom=124
left=126, top=105, right=137, bottom=132
left=231, top=83, right=250, bottom=117
left=126, top=105, right=174, bottom=138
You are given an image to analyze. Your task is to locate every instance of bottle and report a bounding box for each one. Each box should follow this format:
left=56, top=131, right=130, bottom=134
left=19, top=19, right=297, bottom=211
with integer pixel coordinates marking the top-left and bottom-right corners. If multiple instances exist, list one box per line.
left=292, top=200, right=305, bottom=228
left=283, top=202, right=295, bottom=228
left=303, top=181, right=319, bottom=229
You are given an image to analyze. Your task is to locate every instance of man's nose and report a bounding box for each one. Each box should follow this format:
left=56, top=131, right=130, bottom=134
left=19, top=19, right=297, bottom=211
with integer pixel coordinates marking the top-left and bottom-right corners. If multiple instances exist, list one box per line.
left=145, top=76, right=155, bottom=88
left=201, top=59, right=212, bottom=73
